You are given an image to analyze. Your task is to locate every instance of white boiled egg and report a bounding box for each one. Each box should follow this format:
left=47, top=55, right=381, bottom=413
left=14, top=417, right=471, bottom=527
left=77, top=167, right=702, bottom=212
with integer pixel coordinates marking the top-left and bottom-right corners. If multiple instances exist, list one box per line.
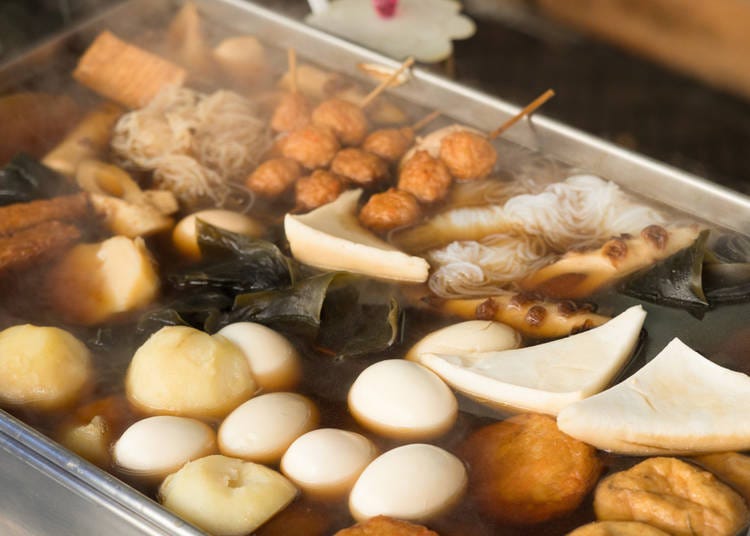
left=113, top=416, right=216, bottom=480
left=348, top=359, right=457, bottom=440
left=406, top=320, right=520, bottom=365
left=173, top=209, right=264, bottom=260
left=349, top=443, right=467, bottom=522
left=217, top=322, right=301, bottom=392
left=218, top=392, right=318, bottom=464
left=281, top=428, right=377, bottom=500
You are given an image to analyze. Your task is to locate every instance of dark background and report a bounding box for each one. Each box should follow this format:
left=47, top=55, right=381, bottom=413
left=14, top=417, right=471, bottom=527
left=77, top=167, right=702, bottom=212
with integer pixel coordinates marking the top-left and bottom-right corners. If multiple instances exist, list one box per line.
left=2, top=0, right=749, bottom=197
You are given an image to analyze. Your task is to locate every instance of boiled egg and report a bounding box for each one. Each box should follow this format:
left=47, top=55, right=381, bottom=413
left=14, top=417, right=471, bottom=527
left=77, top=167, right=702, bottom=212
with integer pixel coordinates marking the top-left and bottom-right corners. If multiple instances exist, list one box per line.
left=218, top=392, right=318, bottom=463
left=406, top=320, right=520, bottom=365
left=281, top=428, right=377, bottom=500
left=173, top=209, right=264, bottom=260
left=113, top=416, right=217, bottom=480
left=349, top=443, right=467, bottom=522
left=217, top=322, right=301, bottom=392
left=348, top=359, right=457, bottom=440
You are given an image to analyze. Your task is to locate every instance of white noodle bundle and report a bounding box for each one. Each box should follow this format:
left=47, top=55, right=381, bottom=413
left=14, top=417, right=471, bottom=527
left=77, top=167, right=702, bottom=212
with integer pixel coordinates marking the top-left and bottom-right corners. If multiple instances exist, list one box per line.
left=193, top=90, right=268, bottom=179
left=111, top=86, right=270, bottom=204
left=153, top=154, right=225, bottom=204
left=428, top=233, right=548, bottom=298
left=427, top=174, right=667, bottom=297
left=503, top=174, right=666, bottom=251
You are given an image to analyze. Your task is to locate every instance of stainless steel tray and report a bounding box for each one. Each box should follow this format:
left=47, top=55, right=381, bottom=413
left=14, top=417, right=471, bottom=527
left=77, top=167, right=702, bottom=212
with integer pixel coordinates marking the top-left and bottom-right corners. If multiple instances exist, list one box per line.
left=1, top=0, right=749, bottom=534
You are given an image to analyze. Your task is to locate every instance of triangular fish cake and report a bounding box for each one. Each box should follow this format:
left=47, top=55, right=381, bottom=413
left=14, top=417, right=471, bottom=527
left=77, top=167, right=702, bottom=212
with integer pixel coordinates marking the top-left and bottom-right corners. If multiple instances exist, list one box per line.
left=414, top=305, right=646, bottom=415
left=558, top=338, right=750, bottom=454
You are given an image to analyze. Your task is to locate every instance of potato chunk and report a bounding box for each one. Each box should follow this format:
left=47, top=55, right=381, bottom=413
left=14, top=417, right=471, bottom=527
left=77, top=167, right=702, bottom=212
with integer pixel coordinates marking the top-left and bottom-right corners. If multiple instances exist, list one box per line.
left=458, top=413, right=601, bottom=525
left=0, top=324, right=91, bottom=411
left=59, top=415, right=111, bottom=468
left=47, top=236, right=160, bottom=325
left=594, top=457, right=749, bottom=536
left=126, top=326, right=255, bottom=419
left=159, top=454, right=297, bottom=536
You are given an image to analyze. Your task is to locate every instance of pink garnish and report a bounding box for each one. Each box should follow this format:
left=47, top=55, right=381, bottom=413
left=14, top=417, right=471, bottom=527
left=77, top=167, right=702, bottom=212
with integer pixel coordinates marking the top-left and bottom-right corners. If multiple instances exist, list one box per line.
left=373, top=0, right=398, bottom=18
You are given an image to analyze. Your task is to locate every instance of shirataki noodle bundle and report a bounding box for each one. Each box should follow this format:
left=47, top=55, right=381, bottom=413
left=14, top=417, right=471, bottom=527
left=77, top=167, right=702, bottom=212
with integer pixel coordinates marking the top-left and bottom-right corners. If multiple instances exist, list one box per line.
left=112, top=87, right=271, bottom=205
left=427, top=175, right=668, bottom=298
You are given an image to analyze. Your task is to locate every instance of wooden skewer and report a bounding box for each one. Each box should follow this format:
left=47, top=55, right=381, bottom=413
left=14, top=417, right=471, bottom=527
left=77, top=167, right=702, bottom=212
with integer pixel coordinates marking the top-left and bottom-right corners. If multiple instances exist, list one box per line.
left=360, top=56, right=415, bottom=109
left=411, top=110, right=441, bottom=132
left=287, top=48, right=298, bottom=94
left=489, top=89, right=555, bottom=140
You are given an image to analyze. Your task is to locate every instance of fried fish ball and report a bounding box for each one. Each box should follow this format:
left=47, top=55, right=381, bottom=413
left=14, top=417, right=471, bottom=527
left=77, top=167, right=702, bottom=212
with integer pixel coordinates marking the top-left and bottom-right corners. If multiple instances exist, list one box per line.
left=246, top=157, right=303, bottom=198
left=331, top=148, right=388, bottom=187
left=362, top=127, right=414, bottom=163
left=398, top=150, right=452, bottom=203
left=458, top=413, right=602, bottom=525
left=359, top=188, right=422, bottom=233
left=295, top=170, right=344, bottom=211
left=282, top=125, right=340, bottom=169
left=439, top=130, right=496, bottom=181
left=594, top=457, right=749, bottom=536
left=334, top=515, right=439, bottom=536
left=568, top=521, right=672, bottom=536
left=312, top=98, right=369, bottom=146
left=271, top=92, right=311, bottom=133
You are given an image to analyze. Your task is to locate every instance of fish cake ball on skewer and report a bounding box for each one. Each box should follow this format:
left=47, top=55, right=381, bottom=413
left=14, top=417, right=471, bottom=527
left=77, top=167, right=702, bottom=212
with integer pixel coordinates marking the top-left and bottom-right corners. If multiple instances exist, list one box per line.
left=271, top=92, right=311, bottom=133
left=246, top=157, right=302, bottom=198
left=359, top=188, right=422, bottom=233
left=295, top=170, right=344, bottom=212
left=362, top=127, right=414, bottom=163
left=439, top=130, right=497, bottom=181
left=398, top=150, right=452, bottom=203
left=312, top=98, right=369, bottom=146
left=330, top=148, right=388, bottom=187
left=282, top=125, right=340, bottom=169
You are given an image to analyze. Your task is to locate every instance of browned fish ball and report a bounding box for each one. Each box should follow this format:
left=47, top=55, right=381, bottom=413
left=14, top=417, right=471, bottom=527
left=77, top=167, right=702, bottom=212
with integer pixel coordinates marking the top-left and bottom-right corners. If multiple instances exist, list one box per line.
left=362, top=127, right=414, bottom=163
left=295, top=170, right=344, bottom=211
left=245, top=157, right=302, bottom=197
left=439, top=130, right=497, bottom=181
left=330, top=148, right=389, bottom=187
left=334, top=515, right=439, bottom=536
left=458, top=413, right=602, bottom=525
left=359, top=188, right=421, bottom=233
left=397, top=150, right=452, bottom=203
left=270, top=92, right=311, bottom=133
left=281, top=125, right=340, bottom=169
left=311, top=98, right=369, bottom=146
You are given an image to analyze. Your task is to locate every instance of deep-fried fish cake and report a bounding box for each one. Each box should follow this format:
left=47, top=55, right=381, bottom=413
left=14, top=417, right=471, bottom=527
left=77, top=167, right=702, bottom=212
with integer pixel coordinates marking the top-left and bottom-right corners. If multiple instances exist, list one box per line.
left=458, top=413, right=601, bottom=525
left=334, top=515, right=439, bottom=536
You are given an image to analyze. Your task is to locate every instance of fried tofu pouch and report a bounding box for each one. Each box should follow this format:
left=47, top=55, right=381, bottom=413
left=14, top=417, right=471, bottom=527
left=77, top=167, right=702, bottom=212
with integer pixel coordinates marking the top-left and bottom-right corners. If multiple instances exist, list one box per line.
left=334, top=515, right=439, bottom=536
left=567, top=521, right=671, bottom=536
left=458, top=413, right=601, bottom=525
left=594, top=457, right=749, bottom=536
